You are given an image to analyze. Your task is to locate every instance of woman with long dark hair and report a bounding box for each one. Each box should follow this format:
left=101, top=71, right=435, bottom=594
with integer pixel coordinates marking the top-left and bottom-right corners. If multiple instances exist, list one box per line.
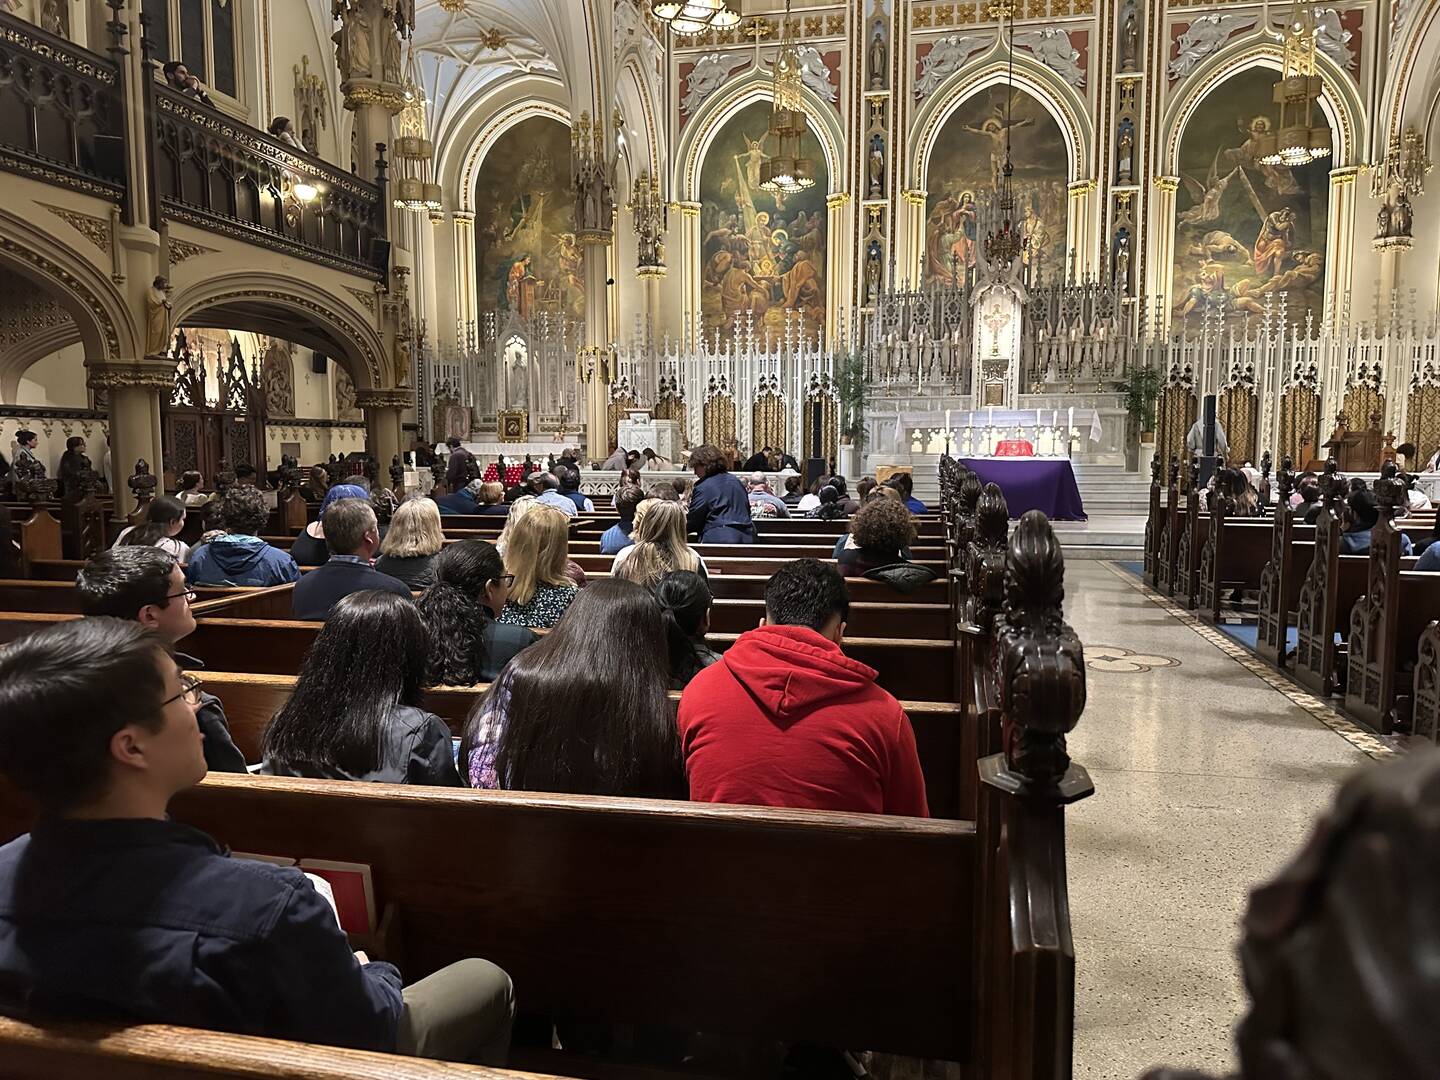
left=808, top=485, right=846, bottom=520
left=460, top=578, right=684, bottom=797
left=416, top=539, right=537, bottom=685
left=261, top=590, right=460, bottom=786
left=656, top=570, right=720, bottom=690
left=113, top=495, right=191, bottom=562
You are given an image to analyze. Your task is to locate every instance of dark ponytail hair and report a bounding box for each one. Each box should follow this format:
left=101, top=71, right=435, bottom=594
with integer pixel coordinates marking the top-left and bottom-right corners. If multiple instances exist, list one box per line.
left=655, top=570, right=713, bottom=687
left=415, top=539, right=505, bottom=685
left=813, top=485, right=845, bottom=520
left=121, top=496, right=186, bottom=548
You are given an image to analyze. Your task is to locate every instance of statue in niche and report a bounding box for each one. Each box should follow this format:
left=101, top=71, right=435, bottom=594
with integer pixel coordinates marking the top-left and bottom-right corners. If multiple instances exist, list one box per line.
left=144, top=277, right=172, bottom=357
left=381, top=19, right=402, bottom=84
left=1377, top=201, right=1392, bottom=240
left=864, top=238, right=883, bottom=303
left=1117, top=123, right=1134, bottom=183
left=332, top=1, right=372, bottom=81
left=868, top=25, right=887, bottom=90
left=867, top=134, right=885, bottom=198
left=334, top=365, right=361, bottom=420
left=1120, top=7, right=1139, bottom=72
left=1114, top=232, right=1131, bottom=293
left=261, top=341, right=295, bottom=418
left=1394, top=191, right=1413, bottom=237
left=40, top=0, right=67, bottom=37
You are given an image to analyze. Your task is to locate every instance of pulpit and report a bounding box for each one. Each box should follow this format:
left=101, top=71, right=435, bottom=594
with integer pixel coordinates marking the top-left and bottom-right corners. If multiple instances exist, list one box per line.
left=1323, top=415, right=1384, bottom=471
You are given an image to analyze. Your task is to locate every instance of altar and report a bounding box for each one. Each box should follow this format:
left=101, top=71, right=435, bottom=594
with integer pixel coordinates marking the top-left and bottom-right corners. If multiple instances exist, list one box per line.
left=616, top=412, right=681, bottom=461
left=959, top=456, right=1087, bottom=521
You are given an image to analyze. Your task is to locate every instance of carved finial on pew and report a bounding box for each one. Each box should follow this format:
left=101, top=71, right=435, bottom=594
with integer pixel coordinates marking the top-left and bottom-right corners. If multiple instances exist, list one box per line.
left=1277, top=457, right=1294, bottom=508
left=1168, top=455, right=1180, bottom=488
left=983, top=510, right=1092, bottom=801
left=429, top=459, right=448, bottom=497
left=389, top=455, right=405, bottom=495
left=1187, top=456, right=1200, bottom=495
left=1374, top=461, right=1405, bottom=521
left=276, top=454, right=300, bottom=491
left=953, top=471, right=985, bottom=557
left=1150, top=453, right=1162, bottom=486
left=965, top=482, right=1010, bottom=633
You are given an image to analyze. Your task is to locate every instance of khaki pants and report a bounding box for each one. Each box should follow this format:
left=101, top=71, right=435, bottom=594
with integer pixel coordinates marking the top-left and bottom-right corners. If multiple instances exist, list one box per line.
left=397, top=958, right=515, bottom=1066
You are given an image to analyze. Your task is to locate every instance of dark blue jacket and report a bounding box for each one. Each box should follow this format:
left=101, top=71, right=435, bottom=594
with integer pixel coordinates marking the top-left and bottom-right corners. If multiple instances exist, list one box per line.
left=686, top=472, right=755, bottom=543
left=435, top=490, right=479, bottom=515
left=291, top=557, right=413, bottom=620
left=0, top=817, right=403, bottom=1051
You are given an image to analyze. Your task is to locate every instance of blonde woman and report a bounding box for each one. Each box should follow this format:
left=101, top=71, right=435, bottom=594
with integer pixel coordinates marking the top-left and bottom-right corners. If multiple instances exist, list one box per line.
left=498, top=503, right=578, bottom=628
left=497, top=494, right=586, bottom=586
left=612, top=500, right=709, bottom=588
left=375, top=497, right=445, bottom=590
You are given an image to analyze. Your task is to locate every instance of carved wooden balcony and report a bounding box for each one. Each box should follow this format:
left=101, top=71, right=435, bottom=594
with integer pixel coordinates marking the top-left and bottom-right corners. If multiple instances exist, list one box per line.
left=149, top=84, right=386, bottom=279
left=0, top=13, right=127, bottom=204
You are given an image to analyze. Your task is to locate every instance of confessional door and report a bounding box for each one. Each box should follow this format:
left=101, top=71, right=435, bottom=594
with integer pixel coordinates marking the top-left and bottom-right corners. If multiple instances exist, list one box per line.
left=163, top=409, right=265, bottom=487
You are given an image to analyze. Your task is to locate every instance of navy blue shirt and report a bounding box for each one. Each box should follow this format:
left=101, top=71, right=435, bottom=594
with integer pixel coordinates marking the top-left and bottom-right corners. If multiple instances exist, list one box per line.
left=0, top=817, right=403, bottom=1050
left=686, top=473, right=755, bottom=543
left=599, top=523, right=634, bottom=555
left=292, top=557, right=414, bottom=620
left=435, top=491, right=479, bottom=515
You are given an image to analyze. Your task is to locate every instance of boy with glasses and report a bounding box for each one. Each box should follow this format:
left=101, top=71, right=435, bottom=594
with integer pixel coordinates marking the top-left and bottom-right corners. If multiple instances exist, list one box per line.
left=76, top=547, right=247, bottom=772
left=0, top=618, right=514, bottom=1062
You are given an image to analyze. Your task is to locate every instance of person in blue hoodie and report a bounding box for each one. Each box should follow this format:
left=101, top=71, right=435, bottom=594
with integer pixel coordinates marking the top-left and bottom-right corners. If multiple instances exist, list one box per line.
left=186, top=485, right=301, bottom=587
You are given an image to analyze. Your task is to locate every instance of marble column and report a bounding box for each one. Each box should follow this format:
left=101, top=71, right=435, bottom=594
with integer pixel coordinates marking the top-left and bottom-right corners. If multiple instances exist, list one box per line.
left=826, top=192, right=854, bottom=347
left=1066, top=179, right=1098, bottom=279
left=87, top=360, right=173, bottom=515
left=896, top=189, right=925, bottom=289
left=674, top=201, right=702, bottom=346
left=357, top=388, right=412, bottom=471
left=1151, top=176, right=1180, bottom=331
left=1326, top=166, right=1361, bottom=325
left=581, top=234, right=613, bottom=461
left=452, top=211, right=477, bottom=338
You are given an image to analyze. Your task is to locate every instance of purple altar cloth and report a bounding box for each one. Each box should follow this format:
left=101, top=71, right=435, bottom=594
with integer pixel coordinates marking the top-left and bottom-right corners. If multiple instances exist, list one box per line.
left=959, top=457, right=1087, bottom=521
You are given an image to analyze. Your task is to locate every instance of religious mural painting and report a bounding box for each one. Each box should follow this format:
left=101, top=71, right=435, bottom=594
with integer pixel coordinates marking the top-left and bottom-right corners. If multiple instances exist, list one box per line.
left=924, top=86, right=1069, bottom=285
left=1171, top=67, right=1330, bottom=327
left=700, top=100, right=828, bottom=344
left=473, top=116, right=584, bottom=322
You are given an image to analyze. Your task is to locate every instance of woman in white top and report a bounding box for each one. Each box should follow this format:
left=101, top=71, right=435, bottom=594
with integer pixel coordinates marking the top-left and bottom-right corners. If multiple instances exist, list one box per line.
left=112, top=495, right=192, bottom=563
left=176, top=470, right=210, bottom=507
left=611, top=500, right=708, bottom=587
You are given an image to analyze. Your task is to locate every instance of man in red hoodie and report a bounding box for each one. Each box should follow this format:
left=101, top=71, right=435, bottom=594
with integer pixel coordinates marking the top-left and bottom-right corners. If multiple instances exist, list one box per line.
left=676, top=559, right=929, bottom=817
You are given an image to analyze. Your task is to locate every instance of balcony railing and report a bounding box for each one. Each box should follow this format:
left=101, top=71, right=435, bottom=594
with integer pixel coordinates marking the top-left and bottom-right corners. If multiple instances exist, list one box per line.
left=150, top=84, right=387, bottom=280
left=0, top=13, right=127, bottom=205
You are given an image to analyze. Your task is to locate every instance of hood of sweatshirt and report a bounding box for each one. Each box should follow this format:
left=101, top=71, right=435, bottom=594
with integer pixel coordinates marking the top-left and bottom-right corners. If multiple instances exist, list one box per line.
left=204, top=534, right=273, bottom=575
left=720, top=624, right=879, bottom=724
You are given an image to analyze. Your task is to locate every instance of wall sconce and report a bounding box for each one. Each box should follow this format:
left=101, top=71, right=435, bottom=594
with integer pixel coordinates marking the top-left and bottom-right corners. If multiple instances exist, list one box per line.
left=293, top=180, right=319, bottom=203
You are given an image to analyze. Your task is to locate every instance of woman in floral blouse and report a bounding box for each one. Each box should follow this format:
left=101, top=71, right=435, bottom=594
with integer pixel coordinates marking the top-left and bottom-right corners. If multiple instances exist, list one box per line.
left=496, top=503, right=577, bottom=629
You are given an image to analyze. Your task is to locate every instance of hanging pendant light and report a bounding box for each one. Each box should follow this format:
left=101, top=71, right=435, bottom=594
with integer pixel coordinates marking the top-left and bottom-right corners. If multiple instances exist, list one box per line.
left=392, top=45, right=443, bottom=213
left=983, top=2, right=1026, bottom=269
left=1258, top=2, right=1330, bottom=167
left=758, top=0, right=815, bottom=195
left=651, top=0, right=739, bottom=36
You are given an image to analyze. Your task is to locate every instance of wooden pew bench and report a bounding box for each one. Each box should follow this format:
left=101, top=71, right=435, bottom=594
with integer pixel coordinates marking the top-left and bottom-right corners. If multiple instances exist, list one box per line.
left=0, top=580, right=294, bottom=617
left=1345, top=546, right=1440, bottom=732
left=0, top=774, right=979, bottom=1064
left=196, top=671, right=973, bottom=822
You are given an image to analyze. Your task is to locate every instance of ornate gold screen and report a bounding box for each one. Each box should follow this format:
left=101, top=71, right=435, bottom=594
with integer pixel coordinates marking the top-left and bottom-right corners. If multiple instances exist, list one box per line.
left=703, top=393, right=736, bottom=448
left=1407, top=385, right=1440, bottom=465
left=1218, top=387, right=1257, bottom=465
left=1280, top=389, right=1320, bottom=467
left=751, top=391, right=787, bottom=456
left=1157, top=387, right=1196, bottom=480
left=1342, top=385, right=1385, bottom=432
left=607, top=393, right=638, bottom=455
left=802, top=395, right=839, bottom=462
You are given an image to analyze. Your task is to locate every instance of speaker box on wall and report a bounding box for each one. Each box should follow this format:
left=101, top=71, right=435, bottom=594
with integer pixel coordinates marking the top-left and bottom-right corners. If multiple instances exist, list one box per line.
left=370, top=238, right=391, bottom=277
left=805, top=457, right=828, bottom=488
left=312, top=352, right=328, bottom=376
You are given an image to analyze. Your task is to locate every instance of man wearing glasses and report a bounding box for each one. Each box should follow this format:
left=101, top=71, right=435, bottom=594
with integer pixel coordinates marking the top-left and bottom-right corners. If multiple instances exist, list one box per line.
left=0, top=618, right=514, bottom=1061
left=76, top=547, right=247, bottom=773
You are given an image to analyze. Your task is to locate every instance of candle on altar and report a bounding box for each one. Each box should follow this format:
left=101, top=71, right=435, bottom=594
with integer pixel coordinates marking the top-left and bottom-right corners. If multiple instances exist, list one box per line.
left=1036, top=408, right=1042, bottom=427
left=945, top=408, right=952, bottom=433
left=1067, top=406, right=1074, bottom=433
left=987, top=405, right=994, bottom=427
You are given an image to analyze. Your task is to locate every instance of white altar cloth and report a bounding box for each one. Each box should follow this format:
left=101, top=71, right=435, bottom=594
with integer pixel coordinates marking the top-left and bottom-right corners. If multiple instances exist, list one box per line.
left=892, top=408, right=1103, bottom=452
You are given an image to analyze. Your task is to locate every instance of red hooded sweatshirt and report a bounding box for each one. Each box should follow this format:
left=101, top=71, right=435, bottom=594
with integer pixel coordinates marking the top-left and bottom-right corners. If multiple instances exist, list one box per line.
left=676, top=624, right=929, bottom=817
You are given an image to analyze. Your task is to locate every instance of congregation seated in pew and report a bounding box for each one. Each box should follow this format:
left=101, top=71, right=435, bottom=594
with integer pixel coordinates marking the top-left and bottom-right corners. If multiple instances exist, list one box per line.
left=528, top=470, right=580, bottom=519
left=746, top=472, right=791, bottom=519
left=808, top=485, right=847, bottom=520
left=185, top=486, right=299, bottom=588
left=657, top=569, right=722, bottom=690
left=416, top=539, right=537, bottom=685
left=498, top=503, right=578, bottom=629
left=263, top=591, right=459, bottom=787
left=176, top=469, right=210, bottom=508
left=374, top=496, right=444, bottom=590
left=291, top=483, right=368, bottom=566
left=836, top=496, right=922, bottom=585
left=686, top=444, right=755, bottom=544
left=598, top=484, right=642, bottom=555
left=434, top=477, right=484, bottom=516
left=677, top=559, right=929, bottom=818
left=0, top=618, right=514, bottom=1064
left=612, top=500, right=709, bottom=588
left=112, top=494, right=192, bottom=562
left=1341, top=489, right=1415, bottom=556
left=291, top=498, right=410, bottom=621
left=76, top=546, right=246, bottom=773
left=461, top=578, right=686, bottom=797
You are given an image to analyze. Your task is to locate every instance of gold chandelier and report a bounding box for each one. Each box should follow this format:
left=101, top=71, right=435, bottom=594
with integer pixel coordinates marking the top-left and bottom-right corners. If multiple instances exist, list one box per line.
left=650, top=0, right=739, bottom=36
left=758, top=0, right=815, bottom=195
left=984, top=2, right=1026, bottom=268
left=1257, top=2, right=1331, bottom=166
left=392, top=49, right=442, bottom=213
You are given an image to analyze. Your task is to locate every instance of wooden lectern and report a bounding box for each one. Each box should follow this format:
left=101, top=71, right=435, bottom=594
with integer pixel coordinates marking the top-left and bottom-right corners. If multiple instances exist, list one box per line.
left=1322, top=413, right=1385, bottom=471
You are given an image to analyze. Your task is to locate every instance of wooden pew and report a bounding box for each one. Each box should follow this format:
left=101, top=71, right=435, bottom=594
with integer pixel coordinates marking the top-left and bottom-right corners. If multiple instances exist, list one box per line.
left=1142, top=455, right=1162, bottom=579
left=1256, top=507, right=1316, bottom=666
left=1412, top=621, right=1440, bottom=743
left=1170, top=462, right=1203, bottom=608
left=1197, top=508, right=1272, bottom=623
left=0, top=580, right=294, bottom=616
left=0, top=612, right=958, bottom=701
left=1154, top=459, right=1182, bottom=592
left=1344, top=486, right=1440, bottom=731
left=196, top=671, right=972, bottom=822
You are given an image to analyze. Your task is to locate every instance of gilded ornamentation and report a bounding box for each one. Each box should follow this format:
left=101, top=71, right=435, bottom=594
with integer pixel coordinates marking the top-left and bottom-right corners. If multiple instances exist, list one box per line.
left=167, top=238, right=217, bottom=265
left=354, top=388, right=415, bottom=410
left=40, top=204, right=110, bottom=253
left=85, top=361, right=177, bottom=392
left=342, top=82, right=409, bottom=114
left=346, top=286, right=378, bottom=313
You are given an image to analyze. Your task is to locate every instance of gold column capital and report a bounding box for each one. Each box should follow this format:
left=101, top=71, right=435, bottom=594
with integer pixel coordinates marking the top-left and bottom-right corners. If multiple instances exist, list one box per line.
left=1329, top=166, right=1362, bottom=186
left=826, top=191, right=853, bottom=209
left=1153, top=176, right=1180, bottom=194
left=1067, top=178, right=1097, bottom=197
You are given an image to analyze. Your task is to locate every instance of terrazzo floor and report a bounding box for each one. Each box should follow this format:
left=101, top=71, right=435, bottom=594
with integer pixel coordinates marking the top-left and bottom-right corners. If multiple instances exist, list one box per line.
left=1063, top=562, right=1387, bottom=1079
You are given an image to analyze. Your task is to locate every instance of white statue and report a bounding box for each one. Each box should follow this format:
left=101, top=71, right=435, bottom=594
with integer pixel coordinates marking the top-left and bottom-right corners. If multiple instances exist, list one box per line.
left=382, top=20, right=402, bottom=84
left=1168, top=14, right=1257, bottom=81
left=914, top=35, right=989, bottom=102
left=682, top=53, right=748, bottom=116
left=144, top=277, right=173, bottom=357
left=1014, top=28, right=1085, bottom=89
left=1312, top=8, right=1356, bottom=70
left=796, top=45, right=838, bottom=104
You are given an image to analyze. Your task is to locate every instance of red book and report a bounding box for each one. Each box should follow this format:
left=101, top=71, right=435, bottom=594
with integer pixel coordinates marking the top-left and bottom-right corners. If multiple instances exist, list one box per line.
left=298, top=859, right=377, bottom=934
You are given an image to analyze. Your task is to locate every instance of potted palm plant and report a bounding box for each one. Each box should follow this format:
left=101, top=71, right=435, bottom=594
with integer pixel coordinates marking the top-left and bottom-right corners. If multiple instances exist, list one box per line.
left=1118, top=365, right=1162, bottom=444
